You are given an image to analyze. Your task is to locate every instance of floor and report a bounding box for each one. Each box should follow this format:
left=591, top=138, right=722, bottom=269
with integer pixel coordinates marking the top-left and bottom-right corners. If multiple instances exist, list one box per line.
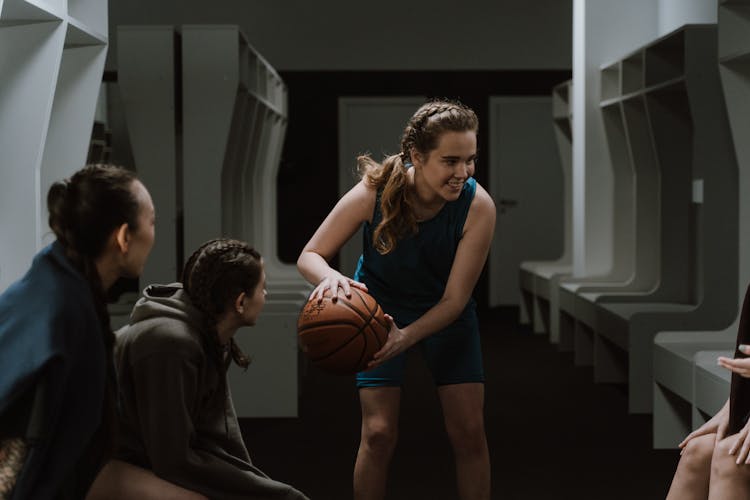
left=240, top=307, right=680, bottom=500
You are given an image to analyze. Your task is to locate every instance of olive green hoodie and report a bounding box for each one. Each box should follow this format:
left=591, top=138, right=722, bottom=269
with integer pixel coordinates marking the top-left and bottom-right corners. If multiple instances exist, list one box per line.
left=114, top=283, right=308, bottom=500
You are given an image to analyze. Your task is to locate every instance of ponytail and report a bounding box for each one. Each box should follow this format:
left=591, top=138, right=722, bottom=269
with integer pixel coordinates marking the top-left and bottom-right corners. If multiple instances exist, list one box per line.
left=358, top=153, right=416, bottom=254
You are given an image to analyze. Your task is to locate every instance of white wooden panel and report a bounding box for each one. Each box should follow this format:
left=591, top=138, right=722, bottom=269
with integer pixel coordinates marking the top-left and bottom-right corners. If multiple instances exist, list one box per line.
left=0, top=22, right=64, bottom=291
left=40, top=43, right=107, bottom=247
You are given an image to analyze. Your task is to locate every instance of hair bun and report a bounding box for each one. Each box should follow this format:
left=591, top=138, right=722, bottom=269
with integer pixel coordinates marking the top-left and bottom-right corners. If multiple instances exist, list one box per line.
left=47, top=178, right=71, bottom=238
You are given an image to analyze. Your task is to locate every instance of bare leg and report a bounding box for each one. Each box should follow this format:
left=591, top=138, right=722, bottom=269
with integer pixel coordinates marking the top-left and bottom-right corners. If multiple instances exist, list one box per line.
left=86, top=459, right=207, bottom=500
left=708, top=434, right=750, bottom=499
left=353, top=387, right=401, bottom=500
left=438, top=383, right=490, bottom=500
left=665, top=433, right=714, bottom=500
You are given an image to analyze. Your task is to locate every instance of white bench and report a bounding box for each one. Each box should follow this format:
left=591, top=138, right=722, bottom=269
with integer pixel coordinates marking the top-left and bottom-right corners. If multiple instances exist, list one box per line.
left=652, top=331, right=734, bottom=448
left=693, top=350, right=732, bottom=425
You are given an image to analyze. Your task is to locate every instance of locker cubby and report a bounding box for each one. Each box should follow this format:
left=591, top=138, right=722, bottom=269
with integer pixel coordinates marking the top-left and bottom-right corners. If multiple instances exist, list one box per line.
left=518, top=78, right=574, bottom=342
left=118, top=26, right=300, bottom=417
left=601, top=100, right=636, bottom=279
left=67, top=0, right=106, bottom=38
left=586, top=25, right=739, bottom=416
left=653, top=18, right=749, bottom=446
left=719, top=2, right=750, bottom=60
left=0, top=0, right=106, bottom=291
left=1, top=0, right=63, bottom=23
left=620, top=94, right=660, bottom=290
left=600, top=61, right=620, bottom=102
left=644, top=30, right=685, bottom=87
left=621, top=51, right=644, bottom=95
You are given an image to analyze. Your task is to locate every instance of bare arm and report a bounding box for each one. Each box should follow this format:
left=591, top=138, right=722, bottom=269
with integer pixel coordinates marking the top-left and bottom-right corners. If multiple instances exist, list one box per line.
left=369, top=182, right=496, bottom=367
left=297, top=180, right=376, bottom=300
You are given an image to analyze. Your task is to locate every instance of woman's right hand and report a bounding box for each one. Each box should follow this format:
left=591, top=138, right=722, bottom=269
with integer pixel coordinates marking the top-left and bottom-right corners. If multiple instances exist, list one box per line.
left=311, top=270, right=368, bottom=302
left=678, top=399, right=729, bottom=450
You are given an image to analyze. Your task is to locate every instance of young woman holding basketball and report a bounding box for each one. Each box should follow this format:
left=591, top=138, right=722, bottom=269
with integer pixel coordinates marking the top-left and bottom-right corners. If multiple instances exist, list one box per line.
left=112, top=238, right=309, bottom=500
left=666, top=284, right=750, bottom=499
left=297, top=100, right=496, bottom=500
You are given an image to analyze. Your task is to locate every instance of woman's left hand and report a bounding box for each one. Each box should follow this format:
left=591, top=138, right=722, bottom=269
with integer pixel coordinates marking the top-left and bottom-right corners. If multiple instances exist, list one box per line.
left=366, top=314, right=415, bottom=369
left=718, top=346, right=750, bottom=378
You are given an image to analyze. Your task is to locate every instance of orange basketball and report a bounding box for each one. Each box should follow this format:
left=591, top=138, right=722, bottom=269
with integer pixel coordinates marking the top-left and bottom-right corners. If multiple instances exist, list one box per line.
left=297, top=288, right=390, bottom=375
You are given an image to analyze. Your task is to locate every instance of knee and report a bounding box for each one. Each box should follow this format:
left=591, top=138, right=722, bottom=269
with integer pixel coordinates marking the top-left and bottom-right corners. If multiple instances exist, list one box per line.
left=445, top=416, right=487, bottom=456
left=679, top=434, right=714, bottom=476
left=711, top=438, right=750, bottom=481
left=361, top=417, right=398, bottom=455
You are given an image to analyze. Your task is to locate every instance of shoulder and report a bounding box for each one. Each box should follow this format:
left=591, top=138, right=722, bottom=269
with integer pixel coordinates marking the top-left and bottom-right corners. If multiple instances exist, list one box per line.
left=0, top=249, right=96, bottom=334
left=338, top=179, right=378, bottom=222
left=117, top=317, right=203, bottom=365
left=464, top=181, right=496, bottom=232
left=468, top=181, right=495, bottom=216
left=348, top=179, right=378, bottom=202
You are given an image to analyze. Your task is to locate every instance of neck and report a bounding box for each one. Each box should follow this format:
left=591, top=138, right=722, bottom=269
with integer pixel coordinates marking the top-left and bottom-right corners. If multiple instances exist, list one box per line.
left=215, top=315, right=239, bottom=346
left=95, top=255, right=118, bottom=291
left=409, top=169, right=445, bottom=219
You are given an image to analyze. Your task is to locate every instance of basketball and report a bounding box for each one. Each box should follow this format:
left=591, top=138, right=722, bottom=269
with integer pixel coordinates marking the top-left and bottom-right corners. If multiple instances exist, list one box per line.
left=297, top=288, right=390, bottom=375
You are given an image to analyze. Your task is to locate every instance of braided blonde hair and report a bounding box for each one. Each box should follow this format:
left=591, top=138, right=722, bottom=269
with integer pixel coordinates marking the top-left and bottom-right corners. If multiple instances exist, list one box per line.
left=358, top=99, right=478, bottom=254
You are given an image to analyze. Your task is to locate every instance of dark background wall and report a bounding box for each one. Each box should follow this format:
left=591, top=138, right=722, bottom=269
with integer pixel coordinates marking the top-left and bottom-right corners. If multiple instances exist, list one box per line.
left=107, top=1, right=573, bottom=72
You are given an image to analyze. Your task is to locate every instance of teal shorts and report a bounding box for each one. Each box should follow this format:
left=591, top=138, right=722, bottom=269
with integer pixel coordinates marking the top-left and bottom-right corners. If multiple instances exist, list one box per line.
left=356, top=312, right=484, bottom=388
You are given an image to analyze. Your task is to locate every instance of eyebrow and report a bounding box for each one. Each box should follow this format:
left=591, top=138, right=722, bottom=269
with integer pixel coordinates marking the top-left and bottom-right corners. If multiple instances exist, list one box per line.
left=441, top=154, right=477, bottom=160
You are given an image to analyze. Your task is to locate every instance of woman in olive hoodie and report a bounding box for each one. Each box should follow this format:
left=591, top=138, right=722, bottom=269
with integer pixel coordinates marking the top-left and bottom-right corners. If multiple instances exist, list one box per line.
left=114, top=238, right=308, bottom=500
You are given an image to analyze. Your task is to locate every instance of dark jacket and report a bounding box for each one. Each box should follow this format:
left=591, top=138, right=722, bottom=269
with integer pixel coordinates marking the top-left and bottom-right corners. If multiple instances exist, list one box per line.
left=0, top=242, right=107, bottom=499
left=115, top=283, right=308, bottom=500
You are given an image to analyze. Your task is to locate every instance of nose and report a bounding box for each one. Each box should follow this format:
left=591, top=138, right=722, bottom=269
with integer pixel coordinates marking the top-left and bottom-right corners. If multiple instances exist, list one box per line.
left=455, top=161, right=470, bottom=179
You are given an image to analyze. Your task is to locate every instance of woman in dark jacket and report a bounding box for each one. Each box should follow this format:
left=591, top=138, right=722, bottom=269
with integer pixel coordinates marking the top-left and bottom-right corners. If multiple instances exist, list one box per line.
left=0, top=165, right=200, bottom=499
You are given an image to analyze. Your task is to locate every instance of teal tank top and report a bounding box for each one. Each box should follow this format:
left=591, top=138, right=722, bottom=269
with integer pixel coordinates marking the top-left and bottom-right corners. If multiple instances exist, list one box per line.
left=353, top=177, right=477, bottom=326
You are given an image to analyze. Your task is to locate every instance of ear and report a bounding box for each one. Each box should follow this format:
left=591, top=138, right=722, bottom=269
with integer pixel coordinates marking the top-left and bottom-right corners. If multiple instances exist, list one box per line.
left=410, top=148, right=424, bottom=167
left=114, top=223, right=130, bottom=253
left=234, top=292, right=246, bottom=314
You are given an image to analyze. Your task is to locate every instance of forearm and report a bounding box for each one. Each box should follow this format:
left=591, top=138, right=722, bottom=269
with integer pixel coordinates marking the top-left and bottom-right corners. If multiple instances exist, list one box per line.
left=297, top=250, right=334, bottom=285
left=401, top=295, right=468, bottom=343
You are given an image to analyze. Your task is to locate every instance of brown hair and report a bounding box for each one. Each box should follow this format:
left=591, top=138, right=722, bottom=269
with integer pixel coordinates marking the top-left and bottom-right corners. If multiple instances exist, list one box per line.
left=47, top=163, right=142, bottom=452
left=357, top=99, right=479, bottom=254
left=182, top=238, right=263, bottom=382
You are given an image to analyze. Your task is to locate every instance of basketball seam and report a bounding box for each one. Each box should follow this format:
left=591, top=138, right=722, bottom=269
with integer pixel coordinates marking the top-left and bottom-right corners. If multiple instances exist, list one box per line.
left=351, top=289, right=387, bottom=349
left=310, top=322, right=369, bottom=368
left=351, top=289, right=389, bottom=330
left=298, top=319, right=363, bottom=333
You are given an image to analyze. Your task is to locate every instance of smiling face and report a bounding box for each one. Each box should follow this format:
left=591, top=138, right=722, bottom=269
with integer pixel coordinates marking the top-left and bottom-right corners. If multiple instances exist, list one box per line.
left=411, top=129, right=477, bottom=204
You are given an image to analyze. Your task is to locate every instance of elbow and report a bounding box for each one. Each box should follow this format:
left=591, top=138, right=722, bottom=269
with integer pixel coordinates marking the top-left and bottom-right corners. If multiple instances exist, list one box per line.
left=296, top=250, right=309, bottom=273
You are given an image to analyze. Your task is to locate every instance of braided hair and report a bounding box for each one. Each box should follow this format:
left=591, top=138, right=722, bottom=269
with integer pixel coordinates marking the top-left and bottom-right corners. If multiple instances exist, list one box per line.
left=182, top=238, right=262, bottom=390
left=47, top=164, right=141, bottom=453
left=357, top=99, right=479, bottom=254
